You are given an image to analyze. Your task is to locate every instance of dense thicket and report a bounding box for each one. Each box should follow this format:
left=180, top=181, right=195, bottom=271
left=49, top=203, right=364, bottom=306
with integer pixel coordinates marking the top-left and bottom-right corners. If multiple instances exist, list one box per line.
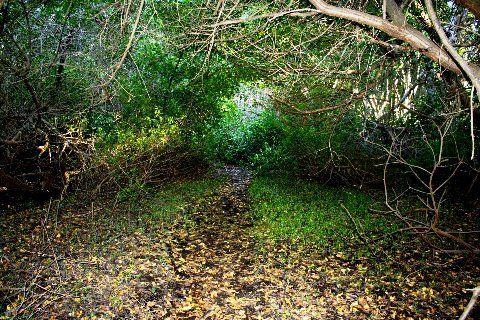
left=0, top=0, right=245, bottom=197
left=187, top=0, right=480, bottom=251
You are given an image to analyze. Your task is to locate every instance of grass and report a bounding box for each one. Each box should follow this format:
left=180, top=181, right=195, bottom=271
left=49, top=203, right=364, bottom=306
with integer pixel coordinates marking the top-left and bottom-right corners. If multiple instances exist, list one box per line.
left=248, top=175, right=399, bottom=251
left=139, top=175, right=226, bottom=226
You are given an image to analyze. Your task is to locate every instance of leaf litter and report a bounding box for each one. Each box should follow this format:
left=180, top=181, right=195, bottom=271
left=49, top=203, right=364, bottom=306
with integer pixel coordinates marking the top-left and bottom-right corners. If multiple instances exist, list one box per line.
left=1, top=166, right=479, bottom=319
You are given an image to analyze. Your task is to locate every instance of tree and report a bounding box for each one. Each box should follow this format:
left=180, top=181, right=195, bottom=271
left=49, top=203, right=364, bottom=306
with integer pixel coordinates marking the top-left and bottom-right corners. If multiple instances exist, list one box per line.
left=195, top=1, right=479, bottom=97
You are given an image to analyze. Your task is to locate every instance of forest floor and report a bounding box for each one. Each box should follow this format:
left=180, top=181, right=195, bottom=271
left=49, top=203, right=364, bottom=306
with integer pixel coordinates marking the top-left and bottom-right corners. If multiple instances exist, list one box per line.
left=1, top=166, right=479, bottom=319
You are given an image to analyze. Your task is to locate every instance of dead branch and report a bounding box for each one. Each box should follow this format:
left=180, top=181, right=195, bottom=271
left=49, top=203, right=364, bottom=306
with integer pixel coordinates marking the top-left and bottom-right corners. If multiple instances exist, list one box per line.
left=425, top=0, right=480, bottom=160
left=459, top=287, right=480, bottom=320
left=104, top=0, right=145, bottom=85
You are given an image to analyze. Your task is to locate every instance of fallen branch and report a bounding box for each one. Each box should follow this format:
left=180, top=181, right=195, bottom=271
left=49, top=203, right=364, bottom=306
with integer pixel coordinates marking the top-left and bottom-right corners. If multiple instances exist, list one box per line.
left=340, top=203, right=370, bottom=243
left=459, top=287, right=480, bottom=320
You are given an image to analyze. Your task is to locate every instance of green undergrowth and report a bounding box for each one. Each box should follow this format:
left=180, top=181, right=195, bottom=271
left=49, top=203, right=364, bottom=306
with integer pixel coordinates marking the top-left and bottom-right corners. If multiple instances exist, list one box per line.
left=140, top=175, right=226, bottom=226
left=248, top=175, right=400, bottom=254
left=71, top=175, right=226, bottom=249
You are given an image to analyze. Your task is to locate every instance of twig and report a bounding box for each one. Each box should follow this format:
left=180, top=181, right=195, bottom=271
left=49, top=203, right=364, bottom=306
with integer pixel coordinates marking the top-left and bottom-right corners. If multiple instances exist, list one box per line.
left=103, top=0, right=145, bottom=86
left=459, top=287, right=480, bottom=320
left=340, top=203, right=369, bottom=243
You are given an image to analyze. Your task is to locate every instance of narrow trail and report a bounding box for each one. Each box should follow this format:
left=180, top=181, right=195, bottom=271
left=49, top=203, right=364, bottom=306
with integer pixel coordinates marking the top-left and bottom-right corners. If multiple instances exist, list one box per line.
left=166, top=166, right=328, bottom=319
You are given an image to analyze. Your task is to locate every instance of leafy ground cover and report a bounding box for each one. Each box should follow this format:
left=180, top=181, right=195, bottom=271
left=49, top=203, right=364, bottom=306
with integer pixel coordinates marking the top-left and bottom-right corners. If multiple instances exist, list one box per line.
left=248, top=175, right=397, bottom=251
left=1, top=169, right=479, bottom=319
left=0, top=175, right=224, bottom=319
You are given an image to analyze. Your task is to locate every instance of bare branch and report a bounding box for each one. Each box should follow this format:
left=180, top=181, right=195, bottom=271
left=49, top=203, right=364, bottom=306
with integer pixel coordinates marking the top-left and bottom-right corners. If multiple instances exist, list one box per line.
left=459, top=287, right=480, bottom=320
left=306, top=0, right=466, bottom=74
left=210, top=9, right=318, bottom=28
left=105, top=0, right=145, bottom=85
left=425, top=0, right=480, bottom=159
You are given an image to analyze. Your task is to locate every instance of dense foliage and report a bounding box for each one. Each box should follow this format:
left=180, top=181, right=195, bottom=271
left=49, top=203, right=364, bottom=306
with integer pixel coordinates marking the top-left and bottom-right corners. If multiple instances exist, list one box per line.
left=1, top=0, right=479, bottom=255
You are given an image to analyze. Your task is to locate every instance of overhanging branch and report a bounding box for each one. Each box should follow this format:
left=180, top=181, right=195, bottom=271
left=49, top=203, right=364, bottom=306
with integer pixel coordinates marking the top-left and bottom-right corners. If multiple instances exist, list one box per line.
left=307, top=0, right=465, bottom=75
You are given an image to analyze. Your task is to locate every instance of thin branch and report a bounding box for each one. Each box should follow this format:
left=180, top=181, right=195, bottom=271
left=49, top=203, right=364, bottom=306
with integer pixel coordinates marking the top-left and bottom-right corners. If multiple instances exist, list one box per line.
left=425, top=0, right=480, bottom=159
left=340, top=203, right=370, bottom=243
left=210, top=9, right=319, bottom=28
left=270, top=89, right=367, bottom=115
left=459, top=287, right=480, bottom=320
left=104, top=0, right=145, bottom=86
left=307, top=0, right=466, bottom=75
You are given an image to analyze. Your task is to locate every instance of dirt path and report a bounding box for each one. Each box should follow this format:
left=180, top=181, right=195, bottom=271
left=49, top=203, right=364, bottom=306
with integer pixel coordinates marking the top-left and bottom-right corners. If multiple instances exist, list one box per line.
left=165, top=166, right=330, bottom=319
